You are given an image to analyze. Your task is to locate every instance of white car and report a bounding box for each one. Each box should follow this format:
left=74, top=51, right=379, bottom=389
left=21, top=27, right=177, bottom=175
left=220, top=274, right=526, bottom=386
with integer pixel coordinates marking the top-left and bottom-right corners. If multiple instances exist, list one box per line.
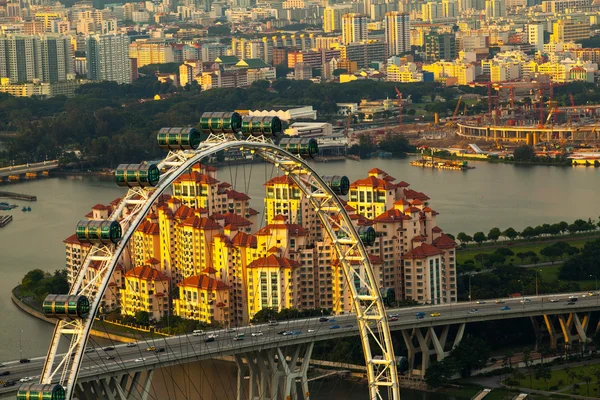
left=251, top=332, right=263, bottom=337
left=308, top=329, right=316, bottom=333
left=476, top=300, right=486, bottom=304
left=549, top=298, right=560, bottom=303
left=134, top=358, right=147, bottom=363
left=520, top=298, right=532, bottom=303
left=19, top=377, right=32, bottom=383
left=207, top=334, right=219, bottom=339
left=126, top=342, right=137, bottom=348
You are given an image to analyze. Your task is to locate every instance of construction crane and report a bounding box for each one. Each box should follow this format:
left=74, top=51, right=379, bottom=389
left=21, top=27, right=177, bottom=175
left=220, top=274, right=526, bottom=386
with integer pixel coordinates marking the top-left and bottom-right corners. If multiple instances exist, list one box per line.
left=468, top=81, right=493, bottom=122
left=394, top=88, right=403, bottom=128
left=452, top=96, right=463, bottom=120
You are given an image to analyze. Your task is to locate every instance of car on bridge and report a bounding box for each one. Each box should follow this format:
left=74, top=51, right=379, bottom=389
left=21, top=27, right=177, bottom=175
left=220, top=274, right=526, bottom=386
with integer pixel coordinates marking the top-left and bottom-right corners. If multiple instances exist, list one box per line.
left=226, top=328, right=236, bottom=333
left=520, top=298, right=532, bottom=303
left=2, top=380, right=16, bottom=387
left=103, top=346, right=115, bottom=351
left=476, top=301, right=486, bottom=304
left=415, top=312, right=425, bottom=319
left=106, top=356, right=115, bottom=360
left=389, top=316, right=399, bottom=322
left=330, top=325, right=340, bottom=329
left=500, top=306, right=511, bottom=311
left=251, top=332, right=263, bottom=337
left=192, top=330, right=206, bottom=336
left=126, top=342, right=137, bottom=347
left=268, top=321, right=279, bottom=326
left=134, top=358, right=146, bottom=363
left=146, top=346, right=156, bottom=352
left=430, top=312, right=441, bottom=317
left=154, top=348, right=166, bottom=354
left=19, top=358, right=31, bottom=363
left=495, top=299, right=505, bottom=304
left=469, top=309, right=478, bottom=314
left=0, top=371, right=9, bottom=377
left=204, top=337, right=215, bottom=343
left=19, top=377, right=32, bottom=383
left=319, top=317, right=329, bottom=322
left=549, top=298, right=560, bottom=303
left=233, top=333, right=245, bottom=341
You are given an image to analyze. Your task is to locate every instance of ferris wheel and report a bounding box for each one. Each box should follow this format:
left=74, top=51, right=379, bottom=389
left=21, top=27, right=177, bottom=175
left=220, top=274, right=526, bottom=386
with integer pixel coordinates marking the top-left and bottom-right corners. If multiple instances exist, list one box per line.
left=21, top=112, right=400, bottom=400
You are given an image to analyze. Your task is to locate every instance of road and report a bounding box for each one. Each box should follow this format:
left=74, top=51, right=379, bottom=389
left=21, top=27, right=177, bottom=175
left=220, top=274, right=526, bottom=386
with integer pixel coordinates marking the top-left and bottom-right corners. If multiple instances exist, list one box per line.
left=0, top=161, right=59, bottom=178
left=1, top=291, right=599, bottom=395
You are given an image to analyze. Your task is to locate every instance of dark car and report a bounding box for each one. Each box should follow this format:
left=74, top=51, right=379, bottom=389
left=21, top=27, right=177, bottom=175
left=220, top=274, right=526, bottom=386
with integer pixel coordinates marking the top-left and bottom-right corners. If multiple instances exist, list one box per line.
left=154, top=347, right=166, bottom=354
left=2, top=380, right=16, bottom=387
left=319, top=317, right=329, bottom=322
left=103, top=346, right=115, bottom=352
left=19, top=359, right=30, bottom=364
left=204, top=337, right=215, bottom=343
left=278, top=330, right=288, bottom=335
left=106, top=356, right=115, bottom=360
left=567, top=301, right=576, bottom=305
left=0, top=371, right=9, bottom=376
left=330, top=325, right=341, bottom=329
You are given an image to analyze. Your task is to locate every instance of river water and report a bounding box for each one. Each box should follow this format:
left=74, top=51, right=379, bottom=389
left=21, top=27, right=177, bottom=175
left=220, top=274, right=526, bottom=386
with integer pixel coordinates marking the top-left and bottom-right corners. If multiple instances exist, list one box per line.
left=0, top=158, right=598, bottom=395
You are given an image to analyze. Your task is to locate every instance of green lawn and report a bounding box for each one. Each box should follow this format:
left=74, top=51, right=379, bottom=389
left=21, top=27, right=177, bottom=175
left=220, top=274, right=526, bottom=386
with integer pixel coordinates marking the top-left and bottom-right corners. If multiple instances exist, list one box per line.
left=513, top=363, right=600, bottom=397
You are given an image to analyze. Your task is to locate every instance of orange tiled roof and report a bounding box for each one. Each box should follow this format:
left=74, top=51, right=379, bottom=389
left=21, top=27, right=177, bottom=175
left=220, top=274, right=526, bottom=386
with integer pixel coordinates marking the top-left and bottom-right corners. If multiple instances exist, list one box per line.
left=374, top=209, right=411, bottom=223
left=175, top=171, right=218, bottom=185
left=432, top=226, right=443, bottom=233
left=264, top=175, right=296, bottom=186
left=137, top=220, right=159, bottom=235
left=182, top=215, right=222, bottom=230
left=433, top=233, right=457, bottom=249
left=125, top=265, right=169, bottom=281
left=227, top=189, right=250, bottom=201
left=404, top=189, right=430, bottom=201
left=178, top=274, right=228, bottom=290
left=221, top=212, right=252, bottom=228
left=202, top=266, right=217, bottom=274
left=92, top=204, right=109, bottom=211
left=402, top=243, right=444, bottom=259
left=350, top=176, right=396, bottom=190
left=247, top=254, right=300, bottom=269
left=231, top=231, right=257, bottom=247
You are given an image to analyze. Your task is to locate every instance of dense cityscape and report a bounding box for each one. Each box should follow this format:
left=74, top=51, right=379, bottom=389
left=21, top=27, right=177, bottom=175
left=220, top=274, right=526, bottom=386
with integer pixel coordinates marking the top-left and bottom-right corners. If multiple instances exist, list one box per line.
left=1, top=0, right=600, bottom=398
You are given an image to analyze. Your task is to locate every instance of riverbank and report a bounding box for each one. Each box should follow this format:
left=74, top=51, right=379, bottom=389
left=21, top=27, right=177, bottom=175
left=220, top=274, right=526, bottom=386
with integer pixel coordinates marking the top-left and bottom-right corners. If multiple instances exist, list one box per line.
left=11, top=286, right=149, bottom=343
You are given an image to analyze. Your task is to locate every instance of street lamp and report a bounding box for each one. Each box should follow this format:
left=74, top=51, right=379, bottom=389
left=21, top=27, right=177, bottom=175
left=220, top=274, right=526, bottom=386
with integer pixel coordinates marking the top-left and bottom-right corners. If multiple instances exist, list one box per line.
left=518, top=280, right=525, bottom=308
left=468, top=274, right=472, bottom=302
left=590, top=275, right=598, bottom=292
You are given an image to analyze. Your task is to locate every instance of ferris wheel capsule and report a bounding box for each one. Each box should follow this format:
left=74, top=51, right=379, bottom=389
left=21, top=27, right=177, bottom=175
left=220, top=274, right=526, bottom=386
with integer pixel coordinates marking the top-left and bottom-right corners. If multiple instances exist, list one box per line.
left=240, top=116, right=282, bottom=137
left=157, top=127, right=202, bottom=150
left=115, top=163, right=160, bottom=188
left=278, top=137, right=318, bottom=158
left=17, top=383, right=66, bottom=400
left=322, top=175, right=350, bottom=195
left=75, top=220, right=122, bottom=245
left=42, top=295, right=90, bottom=320
left=199, top=112, right=242, bottom=134
left=338, top=226, right=377, bottom=246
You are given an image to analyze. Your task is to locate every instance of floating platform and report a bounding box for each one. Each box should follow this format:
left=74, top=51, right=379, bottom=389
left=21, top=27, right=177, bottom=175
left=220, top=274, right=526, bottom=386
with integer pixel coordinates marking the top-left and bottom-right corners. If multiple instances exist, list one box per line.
left=0, top=215, right=12, bottom=227
left=410, top=160, right=474, bottom=171
left=0, top=191, right=37, bottom=201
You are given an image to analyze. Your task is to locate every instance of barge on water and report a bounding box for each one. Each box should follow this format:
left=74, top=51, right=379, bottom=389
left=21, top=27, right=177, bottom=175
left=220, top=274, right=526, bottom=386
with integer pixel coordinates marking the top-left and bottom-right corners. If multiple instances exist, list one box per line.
left=0, top=215, right=12, bottom=227
left=410, top=159, right=474, bottom=171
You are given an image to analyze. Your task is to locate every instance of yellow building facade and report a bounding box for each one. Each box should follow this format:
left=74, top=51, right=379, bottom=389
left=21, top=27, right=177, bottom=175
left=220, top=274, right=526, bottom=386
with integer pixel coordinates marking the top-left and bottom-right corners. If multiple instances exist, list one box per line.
left=121, top=264, right=170, bottom=321
left=173, top=274, right=230, bottom=324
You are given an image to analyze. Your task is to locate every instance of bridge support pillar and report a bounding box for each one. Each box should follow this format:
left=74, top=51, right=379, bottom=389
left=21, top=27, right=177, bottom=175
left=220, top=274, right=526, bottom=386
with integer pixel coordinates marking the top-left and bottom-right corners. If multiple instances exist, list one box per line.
left=542, top=313, right=591, bottom=350
left=236, top=342, right=313, bottom=400
left=72, top=369, right=154, bottom=400
left=400, top=323, right=465, bottom=378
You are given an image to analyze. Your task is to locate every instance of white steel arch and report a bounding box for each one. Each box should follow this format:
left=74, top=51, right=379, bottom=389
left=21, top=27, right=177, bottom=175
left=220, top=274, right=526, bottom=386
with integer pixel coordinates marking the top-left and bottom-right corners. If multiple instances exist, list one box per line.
left=39, top=134, right=400, bottom=400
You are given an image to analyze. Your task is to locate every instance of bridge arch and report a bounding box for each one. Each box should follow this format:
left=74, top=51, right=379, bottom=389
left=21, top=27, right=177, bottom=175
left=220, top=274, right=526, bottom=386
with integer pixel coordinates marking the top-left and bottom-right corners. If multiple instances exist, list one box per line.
left=37, top=133, right=400, bottom=400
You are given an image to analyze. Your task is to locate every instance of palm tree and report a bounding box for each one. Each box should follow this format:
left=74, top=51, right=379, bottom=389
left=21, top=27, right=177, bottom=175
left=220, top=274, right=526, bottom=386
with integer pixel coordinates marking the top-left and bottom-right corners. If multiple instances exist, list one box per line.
left=583, top=374, right=592, bottom=396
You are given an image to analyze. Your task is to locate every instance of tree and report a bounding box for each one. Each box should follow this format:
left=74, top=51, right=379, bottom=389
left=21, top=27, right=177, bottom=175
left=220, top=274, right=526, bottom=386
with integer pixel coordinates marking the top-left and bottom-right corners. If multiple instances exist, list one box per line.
left=474, top=253, right=490, bottom=267
left=516, top=252, right=527, bottom=264
left=378, top=133, right=414, bottom=156
left=530, top=255, right=541, bottom=265
left=424, top=360, right=455, bottom=388
left=521, top=226, right=536, bottom=239
left=503, top=227, right=519, bottom=241
left=488, top=227, right=502, bottom=242
left=559, top=221, right=569, bottom=233
left=495, top=248, right=514, bottom=257
left=522, top=348, right=533, bottom=387
left=592, top=368, right=600, bottom=395
left=457, top=232, right=472, bottom=244
left=251, top=307, right=278, bottom=323
left=583, top=374, right=592, bottom=396
left=534, top=363, right=552, bottom=390
left=513, top=145, right=536, bottom=162
left=21, top=269, right=46, bottom=291
left=449, top=335, right=490, bottom=378
left=134, top=311, right=150, bottom=326
left=540, top=244, right=563, bottom=264
left=473, top=232, right=486, bottom=246
left=559, top=239, right=600, bottom=280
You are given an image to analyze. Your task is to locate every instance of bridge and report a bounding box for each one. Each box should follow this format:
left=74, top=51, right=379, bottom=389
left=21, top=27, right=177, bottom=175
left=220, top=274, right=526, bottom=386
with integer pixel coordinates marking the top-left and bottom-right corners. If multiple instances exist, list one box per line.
left=2, top=293, right=599, bottom=400
left=0, top=160, right=59, bottom=180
